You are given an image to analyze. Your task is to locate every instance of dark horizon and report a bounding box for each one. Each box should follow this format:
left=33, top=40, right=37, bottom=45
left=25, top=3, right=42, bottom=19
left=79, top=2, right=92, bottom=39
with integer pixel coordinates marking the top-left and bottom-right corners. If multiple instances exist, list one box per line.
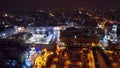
left=0, top=0, right=120, bottom=10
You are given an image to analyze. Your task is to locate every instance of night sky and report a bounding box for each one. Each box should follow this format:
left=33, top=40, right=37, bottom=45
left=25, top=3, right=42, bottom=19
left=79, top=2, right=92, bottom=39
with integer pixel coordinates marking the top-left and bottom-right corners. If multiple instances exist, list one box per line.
left=0, top=0, right=120, bottom=9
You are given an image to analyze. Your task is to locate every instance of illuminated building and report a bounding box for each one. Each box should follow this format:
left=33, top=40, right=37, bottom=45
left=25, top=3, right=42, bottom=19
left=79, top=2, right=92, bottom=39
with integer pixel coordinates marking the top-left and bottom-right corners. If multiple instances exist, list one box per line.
left=109, top=24, right=118, bottom=43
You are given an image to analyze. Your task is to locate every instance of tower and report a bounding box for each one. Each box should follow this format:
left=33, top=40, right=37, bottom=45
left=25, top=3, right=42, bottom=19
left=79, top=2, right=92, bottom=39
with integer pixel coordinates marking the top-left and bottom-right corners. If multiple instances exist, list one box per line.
left=110, top=24, right=117, bottom=43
